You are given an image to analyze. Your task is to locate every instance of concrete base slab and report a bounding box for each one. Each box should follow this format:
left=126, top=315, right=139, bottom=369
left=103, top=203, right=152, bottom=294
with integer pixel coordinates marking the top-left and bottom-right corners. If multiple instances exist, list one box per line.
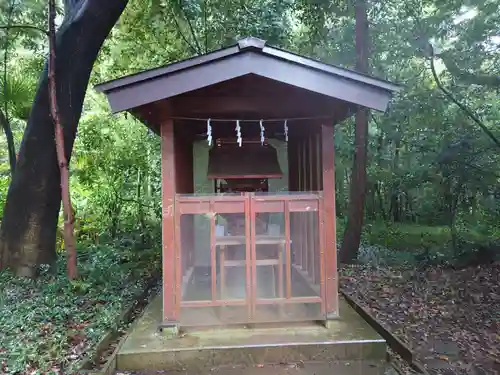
left=205, top=361, right=397, bottom=375
left=116, top=296, right=387, bottom=372
left=116, top=360, right=399, bottom=375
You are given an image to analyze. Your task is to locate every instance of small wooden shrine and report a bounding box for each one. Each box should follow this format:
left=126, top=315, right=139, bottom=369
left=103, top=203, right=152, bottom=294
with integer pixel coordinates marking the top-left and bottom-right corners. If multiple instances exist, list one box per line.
left=96, top=37, right=399, bottom=331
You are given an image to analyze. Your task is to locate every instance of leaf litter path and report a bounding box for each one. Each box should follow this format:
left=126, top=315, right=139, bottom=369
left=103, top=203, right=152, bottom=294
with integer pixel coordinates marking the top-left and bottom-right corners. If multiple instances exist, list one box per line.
left=340, top=263, right=500, bottom=375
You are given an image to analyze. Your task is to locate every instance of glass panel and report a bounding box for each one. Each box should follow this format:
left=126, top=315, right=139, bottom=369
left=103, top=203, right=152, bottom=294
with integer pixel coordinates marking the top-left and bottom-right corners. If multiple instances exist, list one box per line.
left=177, top=195, right=250, bottom=326
left=216, top=212, right=248, bottom=301
left=252, top=198, right=323, bottom=323
left=290, top=211, right=321, bottom=297
left=252, top=209, right=285, bottom=322
left=179, top=213, right=212, bottom=303
left=176, top=192, right=324, bottom=326
left=285, top=210, right=323, bottom=321
left=254, top=210, right=285, bottom=298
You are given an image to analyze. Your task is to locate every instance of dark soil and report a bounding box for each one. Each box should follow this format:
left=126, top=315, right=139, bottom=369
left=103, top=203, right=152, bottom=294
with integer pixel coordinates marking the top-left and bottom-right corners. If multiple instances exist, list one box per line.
left=340, top=263, right=500, bottom=375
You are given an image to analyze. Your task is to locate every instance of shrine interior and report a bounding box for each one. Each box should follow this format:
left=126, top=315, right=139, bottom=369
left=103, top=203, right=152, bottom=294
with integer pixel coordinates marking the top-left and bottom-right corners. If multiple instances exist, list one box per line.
left=168, top=117, right=326, bottom=326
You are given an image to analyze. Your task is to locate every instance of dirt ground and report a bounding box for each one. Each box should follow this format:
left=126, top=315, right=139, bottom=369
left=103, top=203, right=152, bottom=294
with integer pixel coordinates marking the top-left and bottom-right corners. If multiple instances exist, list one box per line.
left=340, top=263, right=500, bottom=375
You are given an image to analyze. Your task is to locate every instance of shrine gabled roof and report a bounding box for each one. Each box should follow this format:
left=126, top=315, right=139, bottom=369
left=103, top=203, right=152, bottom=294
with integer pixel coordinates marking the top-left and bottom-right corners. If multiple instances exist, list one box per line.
left=95, top=36, right=401, bottom=113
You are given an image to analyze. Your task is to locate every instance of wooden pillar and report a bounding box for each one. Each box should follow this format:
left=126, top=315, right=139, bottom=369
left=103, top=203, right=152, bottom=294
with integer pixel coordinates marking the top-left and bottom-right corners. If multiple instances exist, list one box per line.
left=316, top=133, right=323, bottom=190
left=287, top=137, right=297, bottom=191
left=314, top=132, right=322, bottom=284
left=296, top=138, right=303, bottom=268
left=301, top=139, right=308, bottom=271
left=160, top=119, right=178, bottom=327
left=307, top=135, right=315, bottom=279
left=321, top=124, right=339, bottom=319
left=288, top=137, right=296, bottom=267
left=298, top=139, right=303, bottom=191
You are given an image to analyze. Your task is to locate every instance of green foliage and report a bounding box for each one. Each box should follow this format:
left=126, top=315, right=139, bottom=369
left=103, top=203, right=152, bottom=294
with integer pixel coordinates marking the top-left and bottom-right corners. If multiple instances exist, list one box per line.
left=1, top=0, right=499, bottom=250
left=0, top=66, right=36, bottom=122
left=0, top=171, right=8, bottom=218
left=68, top=106, right=162, bottom=246
left=0, top=244, right=160, bottom=374
left=0, top=0, right=498, bottom=284
left=0, top=3, right=497, bottom=374
left=361, top=221, right=500, bottom=267
left=1, top=2, right=499, bottom=374
left=365, top=223, right=452, bottom=252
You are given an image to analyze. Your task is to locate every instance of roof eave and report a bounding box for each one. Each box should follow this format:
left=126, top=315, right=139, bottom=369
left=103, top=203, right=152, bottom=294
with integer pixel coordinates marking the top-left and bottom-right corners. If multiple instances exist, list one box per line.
left=95, top=37, right=401, bottom=115
left=262, top=46, right=402, bottom=93
left=94, top=44, right=241, bottom=94
left=95, top=37, right=402, bottom=97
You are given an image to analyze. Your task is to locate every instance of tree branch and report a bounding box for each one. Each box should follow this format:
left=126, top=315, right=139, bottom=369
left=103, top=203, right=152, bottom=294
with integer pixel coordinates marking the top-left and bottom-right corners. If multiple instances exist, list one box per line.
left=437, top=51, right=500, bottom=89
left=372, top=113, right=500, bottom=179
left=429, top=46, right=500, bottom=150
left=110, top=182, right=157, bottom=211
left=203, top=0, right=208, bottom=53
left=408, top=141, right=500, bottom=179
left=0, top=24, right=48, bottom=36
left=169, top=8, right=199, bottom=55
left=178, top=0, right=203, bottom=54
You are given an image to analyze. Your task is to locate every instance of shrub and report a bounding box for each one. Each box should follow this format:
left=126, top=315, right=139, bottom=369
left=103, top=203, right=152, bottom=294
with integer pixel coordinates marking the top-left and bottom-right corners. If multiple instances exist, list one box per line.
left=0, top=245, right=160, bottom=374
left=361, top=221, right=500, bottom=268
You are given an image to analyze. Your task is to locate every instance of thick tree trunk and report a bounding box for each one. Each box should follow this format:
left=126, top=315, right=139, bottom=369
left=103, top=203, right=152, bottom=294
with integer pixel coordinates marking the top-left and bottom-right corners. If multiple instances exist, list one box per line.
left=0, top=0, right=129, bottom=277
left=339, top=0, right=370, bottom=264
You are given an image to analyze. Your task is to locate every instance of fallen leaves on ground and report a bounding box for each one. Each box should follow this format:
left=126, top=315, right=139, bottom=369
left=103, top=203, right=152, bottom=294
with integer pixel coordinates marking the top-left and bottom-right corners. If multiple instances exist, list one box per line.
left=340, top=263, right=500, bottom=375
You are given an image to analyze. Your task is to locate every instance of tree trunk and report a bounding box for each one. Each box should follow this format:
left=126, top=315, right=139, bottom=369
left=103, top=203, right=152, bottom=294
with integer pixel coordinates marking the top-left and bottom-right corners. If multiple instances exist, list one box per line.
left=390, top=132, right=401, bottom=222
left=2, top=1, right=17, bottom=176
left=48, top=0, right=77, bottom=280
left=339, top=0, right=370, bottom=264
left=0, top=109, right=16, bottom=175
left=0, top=0, right=129, bottom=277
left=437, top=51, right=500, bottom=89
left=375, top=130, right=386, bottom=220
left=375, top=183, right=386, bottom=220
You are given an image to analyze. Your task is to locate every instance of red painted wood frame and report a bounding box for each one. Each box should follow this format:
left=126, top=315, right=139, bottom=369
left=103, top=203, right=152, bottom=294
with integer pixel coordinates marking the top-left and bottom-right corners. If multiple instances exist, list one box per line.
left=160, top=120, right=339, bottom=325
left=174, top=193, right=324, bottom=324
left=321, top=124, right=339, bottom=318
left=250, top=193, right=323, bottom=316
left=286, top=124, right=338, bottom=319
left=161, top=119, right=177, bottom=323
